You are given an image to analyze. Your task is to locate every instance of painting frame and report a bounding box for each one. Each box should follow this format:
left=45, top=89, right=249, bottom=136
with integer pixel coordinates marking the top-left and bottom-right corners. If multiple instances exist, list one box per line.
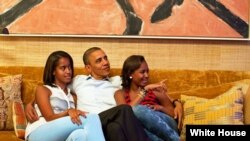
left=0, top=0, right=249, bottom=41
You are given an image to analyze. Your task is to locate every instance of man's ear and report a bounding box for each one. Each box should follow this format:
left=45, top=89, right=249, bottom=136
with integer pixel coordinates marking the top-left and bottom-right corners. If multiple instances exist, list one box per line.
left=85, top=65, right=92, bottom=73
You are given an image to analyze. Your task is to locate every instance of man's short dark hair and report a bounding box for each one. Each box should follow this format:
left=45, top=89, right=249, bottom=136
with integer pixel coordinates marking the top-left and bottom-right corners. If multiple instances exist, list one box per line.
left=83, top=47, right=102, bottom=65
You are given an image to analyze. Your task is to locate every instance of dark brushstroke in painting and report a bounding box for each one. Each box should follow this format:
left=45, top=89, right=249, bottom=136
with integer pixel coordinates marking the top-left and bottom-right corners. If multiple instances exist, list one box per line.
left=0, top=0, right=42, bottom=34
left=199, top=0, right=249, bottom=38
left=0, top=0, right=249, bottom=38
left=117, top=0, right=184, bottom=35
left=116, top=0, right=142, bottom=35
left=151, top=0, right=184, bottom=23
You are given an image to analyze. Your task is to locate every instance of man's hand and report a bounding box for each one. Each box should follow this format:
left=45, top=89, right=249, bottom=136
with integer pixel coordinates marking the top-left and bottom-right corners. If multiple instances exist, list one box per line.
left=146, top=104, right=163, bottom=111
left=25, top=103, right=39, bottom=123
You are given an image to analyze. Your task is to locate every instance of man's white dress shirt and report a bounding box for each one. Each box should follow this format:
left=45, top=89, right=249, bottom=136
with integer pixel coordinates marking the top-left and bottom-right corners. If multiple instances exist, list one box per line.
left=71, top=75, right=121, bottom=114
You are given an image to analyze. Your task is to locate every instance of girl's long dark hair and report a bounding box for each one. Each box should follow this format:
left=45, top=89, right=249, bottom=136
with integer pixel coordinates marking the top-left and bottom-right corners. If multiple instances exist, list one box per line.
left=43, top=51, right=74, bottom=87
left=121, top=55, right=145, bottom=89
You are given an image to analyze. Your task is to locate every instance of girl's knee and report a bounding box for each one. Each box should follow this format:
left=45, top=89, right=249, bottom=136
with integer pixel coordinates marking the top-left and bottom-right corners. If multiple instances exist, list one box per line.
left=86, top=113, right=99, bottom=119
left=66, top=129, right=86, bottom=141
left=132, top=105, right=151, bottom=119
left=79, top=113, right=101, bottom=125
left=133, top=105, right=149, bottom=113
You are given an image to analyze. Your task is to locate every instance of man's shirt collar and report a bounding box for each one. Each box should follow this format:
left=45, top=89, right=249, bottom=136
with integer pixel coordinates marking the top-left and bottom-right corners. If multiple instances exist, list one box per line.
left=86, top=75, right=110, bottom=81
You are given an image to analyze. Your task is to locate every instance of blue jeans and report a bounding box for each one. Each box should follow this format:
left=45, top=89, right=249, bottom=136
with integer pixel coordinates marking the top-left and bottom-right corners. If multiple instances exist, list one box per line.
left=27, top=113, right=105, bottom=141
left=133, top=105, right=179, bottom=141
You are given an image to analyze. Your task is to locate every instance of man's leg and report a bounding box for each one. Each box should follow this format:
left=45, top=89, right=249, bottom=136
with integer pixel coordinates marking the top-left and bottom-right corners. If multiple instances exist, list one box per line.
left=106, top=122, right=126, bottom=141
left=99, top=104, right=150, bottom=141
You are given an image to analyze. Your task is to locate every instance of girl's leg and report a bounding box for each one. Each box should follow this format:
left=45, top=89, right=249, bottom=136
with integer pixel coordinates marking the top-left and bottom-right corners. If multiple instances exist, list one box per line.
left=28, top=116, right=84, bottom=141
left=66, top=129, right=87, bottom=141
left=84, top=113, right=105, bottom=141
left=144, top=128, right=164, bottom=141
left=155, top=109, right=179, bottom=132
left=28, top=114, right=105, bottom=141
left=133, top=105, right=179, bottom=141
left=66, top=114, right=105, bottom=141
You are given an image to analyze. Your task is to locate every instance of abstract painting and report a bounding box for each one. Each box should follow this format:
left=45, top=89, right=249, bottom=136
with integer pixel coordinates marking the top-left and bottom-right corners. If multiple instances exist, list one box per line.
left=0, top=0, right=249, bottom=39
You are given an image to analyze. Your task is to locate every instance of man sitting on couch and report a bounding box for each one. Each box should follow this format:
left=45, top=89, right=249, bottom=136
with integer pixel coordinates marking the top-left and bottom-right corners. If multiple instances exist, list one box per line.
left=26, top=47, right=183, bottom=141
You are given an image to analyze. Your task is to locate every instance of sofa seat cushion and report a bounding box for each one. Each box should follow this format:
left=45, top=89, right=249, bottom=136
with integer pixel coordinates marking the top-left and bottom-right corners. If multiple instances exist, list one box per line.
left=0, top=131, right=24, bottom=141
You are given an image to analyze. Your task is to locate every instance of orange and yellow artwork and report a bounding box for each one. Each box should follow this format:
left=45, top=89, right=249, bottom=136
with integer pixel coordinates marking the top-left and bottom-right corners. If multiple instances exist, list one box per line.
left=0, top=0, right=249, bottom=38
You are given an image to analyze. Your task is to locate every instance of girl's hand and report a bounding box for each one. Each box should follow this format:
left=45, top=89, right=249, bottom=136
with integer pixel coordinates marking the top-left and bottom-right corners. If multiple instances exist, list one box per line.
left=144, top=79, right=167, bottom=93
left=173, top=102, right=183, bottom=130
left=67, top=108, right=88, bottom=125
left=25, top=103, right=39, bottom=123
left=146, top=104, right=163, bottom=111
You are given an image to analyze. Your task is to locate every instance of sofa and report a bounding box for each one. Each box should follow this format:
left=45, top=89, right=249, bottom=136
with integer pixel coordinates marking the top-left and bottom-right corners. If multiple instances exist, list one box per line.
left=0, top=66, right=250, bottom=141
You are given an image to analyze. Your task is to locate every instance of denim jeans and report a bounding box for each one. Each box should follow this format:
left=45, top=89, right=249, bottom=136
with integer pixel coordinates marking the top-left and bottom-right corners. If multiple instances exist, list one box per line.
left=133, top=105, right=179, bottom=141
left=27, top=113, right=105, bottom=141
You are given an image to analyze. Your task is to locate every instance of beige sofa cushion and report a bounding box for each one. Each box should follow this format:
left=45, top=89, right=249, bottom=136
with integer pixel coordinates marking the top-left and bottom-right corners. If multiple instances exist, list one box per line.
left=180, top=83, right=248, bottom=140
left=12, top=101, right=27, bottom=140
left=244, top=85, right=250, bottom=124
left=0, top=74, right=22, bottom=130
left=171, top=79, right=250, bottom=122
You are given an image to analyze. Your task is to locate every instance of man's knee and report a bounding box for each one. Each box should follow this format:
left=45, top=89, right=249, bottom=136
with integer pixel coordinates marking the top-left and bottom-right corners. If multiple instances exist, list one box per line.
left=116, top=104, right=131, bottom=111
left=116, top=104, right=133, bottom=114
left=106, top=122, right=126, bottom=141
left=107, top=122, right=122, bottom=133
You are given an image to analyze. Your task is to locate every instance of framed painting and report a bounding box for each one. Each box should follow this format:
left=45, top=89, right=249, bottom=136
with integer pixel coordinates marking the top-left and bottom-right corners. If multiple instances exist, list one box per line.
left=0, top=0, right=249, bottom=40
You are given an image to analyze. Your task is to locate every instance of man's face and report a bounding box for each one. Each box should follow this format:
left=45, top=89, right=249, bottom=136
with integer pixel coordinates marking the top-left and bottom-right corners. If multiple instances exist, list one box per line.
left=86, top=49, right=111, bottom=80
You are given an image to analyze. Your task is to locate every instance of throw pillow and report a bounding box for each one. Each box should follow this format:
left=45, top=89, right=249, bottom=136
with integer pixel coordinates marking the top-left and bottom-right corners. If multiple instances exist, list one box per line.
left=0, top=74, right=22, bottom=130
left=244, top=85, right=250, bottom=124
left=12, top=101, right=27, bottom=139
left=180, top=83, right=247, bottom=140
